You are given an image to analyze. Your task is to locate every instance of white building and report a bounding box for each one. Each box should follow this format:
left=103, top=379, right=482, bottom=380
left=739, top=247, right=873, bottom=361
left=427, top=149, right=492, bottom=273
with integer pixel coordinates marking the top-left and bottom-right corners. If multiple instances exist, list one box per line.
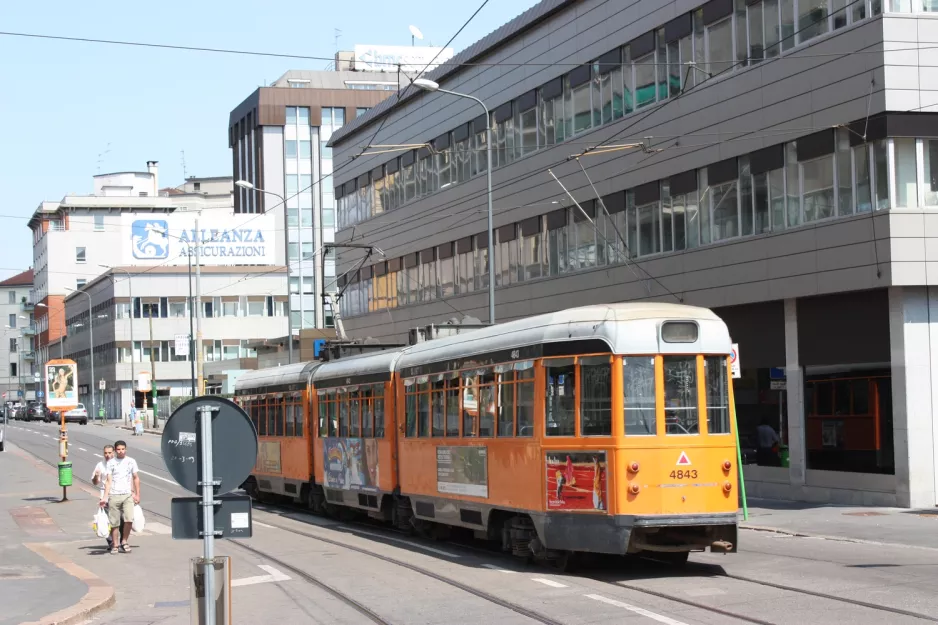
left=0, top=269, right=35, bottom=402
left=62, top=266, right=288, bottom=420
left=28, top=163, right=287, bottom=415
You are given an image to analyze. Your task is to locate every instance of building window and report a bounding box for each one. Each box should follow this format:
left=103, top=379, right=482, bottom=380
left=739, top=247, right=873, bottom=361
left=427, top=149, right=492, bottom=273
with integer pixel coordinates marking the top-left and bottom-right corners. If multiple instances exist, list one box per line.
left=8, top=314, right=15, bottom=329
left=94, top=215, right=104, bottom=231
left=7, top=291, right=15, bottom=305
left=76, top=247, right=86, bottom=263
left=356, top=107, right=370, bottom=116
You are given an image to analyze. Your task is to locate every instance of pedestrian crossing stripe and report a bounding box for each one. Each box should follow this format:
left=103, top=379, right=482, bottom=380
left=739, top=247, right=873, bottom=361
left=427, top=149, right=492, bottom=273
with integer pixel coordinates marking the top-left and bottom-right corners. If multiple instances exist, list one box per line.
left=676, top=451, right=692, bottom=466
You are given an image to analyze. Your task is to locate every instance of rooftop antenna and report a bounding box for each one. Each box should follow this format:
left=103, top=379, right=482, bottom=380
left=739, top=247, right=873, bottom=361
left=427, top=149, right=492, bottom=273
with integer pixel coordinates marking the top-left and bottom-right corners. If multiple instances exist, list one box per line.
left=409, top=24, right=424, bottom=47
left=180, top=150, right=188, bottom=180
left=96, top=142, right=111, bottom=174
left=334, top=28, right=342, bottom=53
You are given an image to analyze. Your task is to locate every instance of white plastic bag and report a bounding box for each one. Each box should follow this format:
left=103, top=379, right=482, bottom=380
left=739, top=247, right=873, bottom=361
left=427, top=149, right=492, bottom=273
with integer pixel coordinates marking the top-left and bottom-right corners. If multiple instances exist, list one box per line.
left=132, top=504, right=145, bottom=534
left=93, top=508, right=110, bottom=538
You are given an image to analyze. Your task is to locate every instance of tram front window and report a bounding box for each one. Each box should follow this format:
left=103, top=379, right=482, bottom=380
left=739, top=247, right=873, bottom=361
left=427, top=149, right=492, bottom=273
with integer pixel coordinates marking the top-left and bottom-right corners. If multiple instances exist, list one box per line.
left=545, top=359, right=575, bottom=436
left=704, top=356, right=730, bottom=434
left=663, top=356, right=699, bottom=435
left=623, top=357, right=656, bottom=435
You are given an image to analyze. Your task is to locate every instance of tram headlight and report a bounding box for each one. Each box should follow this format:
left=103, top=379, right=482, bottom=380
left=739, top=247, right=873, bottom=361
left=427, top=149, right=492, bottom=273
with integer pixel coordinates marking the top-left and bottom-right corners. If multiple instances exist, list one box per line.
left=722, top=460, right=732, bottom=472
left=629, top=461, right=640, bottom=473
left=629, top=483, right=641, bottom=495
left=723, top=481, right=733, bottom=493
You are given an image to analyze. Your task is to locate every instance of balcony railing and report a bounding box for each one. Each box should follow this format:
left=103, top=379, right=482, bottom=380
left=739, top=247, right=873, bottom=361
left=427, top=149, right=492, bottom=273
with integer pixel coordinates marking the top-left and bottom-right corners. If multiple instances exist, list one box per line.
left=20, top=351, right=35, bottom=361
left=20, top=324, right=37, bottom=336
left=21, top=300, right=34, bottom=312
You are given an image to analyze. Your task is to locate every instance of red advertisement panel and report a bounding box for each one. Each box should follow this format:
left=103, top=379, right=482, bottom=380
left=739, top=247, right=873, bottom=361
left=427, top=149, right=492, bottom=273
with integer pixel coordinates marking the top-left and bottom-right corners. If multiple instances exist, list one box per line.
left=545, top=451, right=607, bottom=512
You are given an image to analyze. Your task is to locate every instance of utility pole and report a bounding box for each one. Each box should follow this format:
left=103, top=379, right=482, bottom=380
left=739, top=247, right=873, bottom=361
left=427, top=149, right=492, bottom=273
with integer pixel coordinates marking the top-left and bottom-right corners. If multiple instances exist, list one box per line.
left=195, top=216, right=204, bottom=396
left=149, top=314, right=157, bottom=428
left=187, top=251, right=196, bottom=397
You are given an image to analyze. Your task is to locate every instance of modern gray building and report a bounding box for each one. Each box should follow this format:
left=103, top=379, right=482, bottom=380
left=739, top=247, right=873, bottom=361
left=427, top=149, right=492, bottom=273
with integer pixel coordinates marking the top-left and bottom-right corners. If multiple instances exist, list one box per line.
left=328, top=0, right=938, bottom=508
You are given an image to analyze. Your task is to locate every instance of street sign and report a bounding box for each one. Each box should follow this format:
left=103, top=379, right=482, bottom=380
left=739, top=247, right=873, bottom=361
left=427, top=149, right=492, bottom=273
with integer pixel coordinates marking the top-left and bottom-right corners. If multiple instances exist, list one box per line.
left=770, top=379, right=787, bottom=390
left=171, top=494, right=253, bottom=539
left=44, top=359, right=78, bottom=411
left=730, top=343, right=741, bottom=379
left=37, top=391, right=44, bottom=398
left=161, top=396, right=257, bottom=496
left=98, top=379, right=106, bottom=391
left=174, top=334, right=190, bottom=357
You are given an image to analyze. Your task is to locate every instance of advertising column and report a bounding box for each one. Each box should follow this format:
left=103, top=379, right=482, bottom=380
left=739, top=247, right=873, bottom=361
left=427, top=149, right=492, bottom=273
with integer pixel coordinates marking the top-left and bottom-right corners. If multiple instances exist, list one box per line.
left=45, top=359, right=78, bottom=500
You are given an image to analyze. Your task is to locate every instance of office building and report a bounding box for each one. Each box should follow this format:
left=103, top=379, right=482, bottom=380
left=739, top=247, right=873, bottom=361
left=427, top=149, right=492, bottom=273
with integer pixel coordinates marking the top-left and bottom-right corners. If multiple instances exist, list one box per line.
left=228, top=68, right=398, bottom=331
left=328, top=0, right=938, bottom=508
left=0, top=269, right=35, bottom=401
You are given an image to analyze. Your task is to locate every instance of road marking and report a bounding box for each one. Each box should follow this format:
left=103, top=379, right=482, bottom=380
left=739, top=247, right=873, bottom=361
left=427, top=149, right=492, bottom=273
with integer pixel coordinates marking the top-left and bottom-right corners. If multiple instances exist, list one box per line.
left=531, top=578, right=567, bottom=588
left=352, top=528, right=462, bottom=559
left=254, top=521, right=276, bottom=529
left=43, top=434, right=50, bottom=438
left=138, top=469, right=178, bottom=486
left=78, top=447, right=88, bottom=452
left=585, top=594, right=690, bottom=625
left=482, top=564, right=515, bottom=573
left=231, top=564, right=291, bottom=587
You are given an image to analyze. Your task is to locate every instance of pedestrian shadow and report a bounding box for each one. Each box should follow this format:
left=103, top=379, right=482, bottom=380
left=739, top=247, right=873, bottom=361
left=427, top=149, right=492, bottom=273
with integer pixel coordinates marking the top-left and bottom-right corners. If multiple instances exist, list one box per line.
left=78, top=545, right=114, bottom=556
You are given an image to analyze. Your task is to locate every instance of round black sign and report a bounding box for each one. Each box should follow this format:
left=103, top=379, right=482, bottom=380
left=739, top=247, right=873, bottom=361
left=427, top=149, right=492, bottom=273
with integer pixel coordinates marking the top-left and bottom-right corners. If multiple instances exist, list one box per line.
left=161, top=396, right=257, bottom=496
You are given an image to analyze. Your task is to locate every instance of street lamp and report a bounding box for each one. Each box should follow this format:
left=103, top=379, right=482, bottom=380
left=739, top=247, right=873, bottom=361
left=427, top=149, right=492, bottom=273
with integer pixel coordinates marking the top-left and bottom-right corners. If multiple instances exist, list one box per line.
left=64, top=287, right=95, bottom=422
left=413, top=78, right=495, bottom=324
left=236, top=179, right=298, bottom=363
left=100, top=265, right=135, bottom=421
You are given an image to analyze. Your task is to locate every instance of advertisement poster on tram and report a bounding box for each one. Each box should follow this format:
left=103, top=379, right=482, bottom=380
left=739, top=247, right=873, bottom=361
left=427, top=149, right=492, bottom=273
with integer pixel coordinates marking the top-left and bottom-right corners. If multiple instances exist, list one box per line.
left=545, top=451, right=607, bottom=512
left=256, top=441, right=282, bottom=474
left=324, top=438, right=379, bottom=491
left=437, top=446, right=488, bottom=498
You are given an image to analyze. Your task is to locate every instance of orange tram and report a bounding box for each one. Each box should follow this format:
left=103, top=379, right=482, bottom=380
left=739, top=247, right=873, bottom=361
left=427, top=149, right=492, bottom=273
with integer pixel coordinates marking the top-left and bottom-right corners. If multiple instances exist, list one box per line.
left=235, top=303, right=739, bottom=564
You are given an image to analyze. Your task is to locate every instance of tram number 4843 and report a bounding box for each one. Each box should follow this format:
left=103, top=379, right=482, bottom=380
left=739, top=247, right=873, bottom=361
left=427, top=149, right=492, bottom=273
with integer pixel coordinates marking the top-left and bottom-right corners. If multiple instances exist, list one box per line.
left=669, top=470, right=698, bottom=479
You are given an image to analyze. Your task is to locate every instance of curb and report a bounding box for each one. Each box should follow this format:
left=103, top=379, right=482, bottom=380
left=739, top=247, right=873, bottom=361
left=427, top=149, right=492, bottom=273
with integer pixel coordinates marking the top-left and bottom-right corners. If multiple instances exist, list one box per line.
left=20, top=542, right=116, bottom=625
left=740, top=523, right=938, bottom=552
left=117, top=425, right=161, bottom=435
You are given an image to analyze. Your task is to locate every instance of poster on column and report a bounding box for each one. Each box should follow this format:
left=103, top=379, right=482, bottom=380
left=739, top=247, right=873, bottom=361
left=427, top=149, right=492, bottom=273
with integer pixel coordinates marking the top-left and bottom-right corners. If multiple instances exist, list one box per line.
left=44, top=359, right=78, bottom=410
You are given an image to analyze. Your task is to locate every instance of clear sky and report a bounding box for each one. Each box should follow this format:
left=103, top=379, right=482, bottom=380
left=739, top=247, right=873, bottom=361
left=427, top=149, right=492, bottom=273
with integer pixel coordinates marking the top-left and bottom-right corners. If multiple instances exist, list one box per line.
left=0, top=0, right=541, bottom=280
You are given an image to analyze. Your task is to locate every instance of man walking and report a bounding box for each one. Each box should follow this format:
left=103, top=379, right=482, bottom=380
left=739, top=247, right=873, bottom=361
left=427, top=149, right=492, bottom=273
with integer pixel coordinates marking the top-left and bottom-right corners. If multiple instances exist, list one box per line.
left=91, top=444, right=115, bottom=550
left=99, top=440, right=140, bottom=554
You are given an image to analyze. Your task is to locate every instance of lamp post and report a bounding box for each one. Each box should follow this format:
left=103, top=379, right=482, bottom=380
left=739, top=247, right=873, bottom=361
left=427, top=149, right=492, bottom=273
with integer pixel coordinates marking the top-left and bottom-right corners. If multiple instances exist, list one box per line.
left=236, top=180, right=296, bottom=363
left=100, top=265, right=134, bottom=422
left=64, top=287, right=95, bottom=422
left=413, top=78, right=495, bottom=324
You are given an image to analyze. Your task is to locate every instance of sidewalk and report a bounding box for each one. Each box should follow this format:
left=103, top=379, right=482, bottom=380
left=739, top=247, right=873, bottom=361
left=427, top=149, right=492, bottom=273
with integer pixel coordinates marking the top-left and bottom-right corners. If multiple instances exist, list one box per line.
left=0, top=445, right=115, bottom=625
left=741, top=497, right=938, bottom=549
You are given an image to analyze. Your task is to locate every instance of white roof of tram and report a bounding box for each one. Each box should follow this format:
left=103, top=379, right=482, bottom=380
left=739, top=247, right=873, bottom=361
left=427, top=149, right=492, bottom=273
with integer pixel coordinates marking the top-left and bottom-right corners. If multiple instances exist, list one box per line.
left=311, top=347, right=406, bottom=386
left=234, top=361, right=319, bottom=392
left=396, top=303, right=732, bottom=371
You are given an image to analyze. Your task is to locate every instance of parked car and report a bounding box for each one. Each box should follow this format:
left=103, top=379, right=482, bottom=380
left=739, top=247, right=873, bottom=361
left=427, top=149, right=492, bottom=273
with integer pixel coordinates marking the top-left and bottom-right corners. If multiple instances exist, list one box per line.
left=24, top=402, right=46, bottom=422
left=64, top=403, right=88, bottom=425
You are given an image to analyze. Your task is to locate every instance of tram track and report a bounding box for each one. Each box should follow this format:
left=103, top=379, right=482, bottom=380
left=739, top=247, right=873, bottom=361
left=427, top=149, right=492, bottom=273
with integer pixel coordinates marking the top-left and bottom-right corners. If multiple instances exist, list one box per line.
left=255, top=498, right=938, bottom=625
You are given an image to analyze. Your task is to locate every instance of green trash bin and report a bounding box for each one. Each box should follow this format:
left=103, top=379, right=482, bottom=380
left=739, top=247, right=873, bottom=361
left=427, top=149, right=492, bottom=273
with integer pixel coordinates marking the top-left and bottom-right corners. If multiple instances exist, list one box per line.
left=58, top=462, right=73, bottom=487
left=778, top=445, right=790, bottom=468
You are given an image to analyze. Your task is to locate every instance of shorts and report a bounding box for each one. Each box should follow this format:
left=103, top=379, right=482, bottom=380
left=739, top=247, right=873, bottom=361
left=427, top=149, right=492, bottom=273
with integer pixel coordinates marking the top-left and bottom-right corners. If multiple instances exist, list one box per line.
left=107, top=493, right=134, bottom=527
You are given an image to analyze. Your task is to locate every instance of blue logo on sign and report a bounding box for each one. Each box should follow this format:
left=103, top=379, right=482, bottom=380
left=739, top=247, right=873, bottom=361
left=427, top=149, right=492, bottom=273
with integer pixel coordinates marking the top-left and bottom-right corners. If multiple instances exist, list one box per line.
left=131, top=220, right=169, bottom=259
left=37, top=391, right=44, bottom=398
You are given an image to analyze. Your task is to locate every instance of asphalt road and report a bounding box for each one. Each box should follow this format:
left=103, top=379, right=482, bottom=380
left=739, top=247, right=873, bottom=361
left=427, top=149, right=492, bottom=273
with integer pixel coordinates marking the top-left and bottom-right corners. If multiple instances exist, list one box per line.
left=7, top=419, right=938, bottom=625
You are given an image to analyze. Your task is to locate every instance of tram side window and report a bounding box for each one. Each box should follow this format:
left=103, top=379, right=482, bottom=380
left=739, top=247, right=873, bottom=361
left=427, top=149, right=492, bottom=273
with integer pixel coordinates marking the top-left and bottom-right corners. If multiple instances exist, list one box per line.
left=317, top=393, right=327, bottom=437
left=445, top=377, right=460, bottom=436
left=498, top=370, right=515, bottom=437
left=374, top=387, right=386, bottom=438
left=327, top=392, right=338, bottom=437
left=623, top=357, right=656, bottom=435
left=462, top=373, right=479, bottom=438
left=704, top=356, right=730, bottom=434
left=339, top=392, right=349, bottom=437
left=432, top=379, right=446, bottom=436
left=284, top=401, right=295, bottom=437
left=269, top=399, right=280, bottom=436
left=516, top=365, right=535, bottom=437
left=663, top=356, right=699, bottom=435
left=404, top=380, right=417, bottom=437
left=349, top=390, right=361, bottom=437
left=362, top=386, right=374, bottom=437
left=545, top=359, right=576, bottom=437
left=418, top=381, right=431, bottom=437
left=580, top=356, right=611, bottom=436
left=295, top=396, right=304, bottom=436
left=256, top=401, right=267, bottom=436
left=478, top=369, right=497, bottom=437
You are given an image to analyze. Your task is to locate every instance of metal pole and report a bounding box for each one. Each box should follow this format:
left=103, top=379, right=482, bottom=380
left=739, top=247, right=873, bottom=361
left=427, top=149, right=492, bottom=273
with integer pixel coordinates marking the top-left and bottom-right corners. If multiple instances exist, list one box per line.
left=484, top=114, right=495, bottom=325
left=199, top=404, right=217, bottom=624
left=295, top=191, right=302, bottom=362
left=149, top=315, right=156, bottom=429
left=195, top=216, right=204, bottom=396
left=86, top=292, right=96, bottom=422
left=188, top=252, right=196, bottom=397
